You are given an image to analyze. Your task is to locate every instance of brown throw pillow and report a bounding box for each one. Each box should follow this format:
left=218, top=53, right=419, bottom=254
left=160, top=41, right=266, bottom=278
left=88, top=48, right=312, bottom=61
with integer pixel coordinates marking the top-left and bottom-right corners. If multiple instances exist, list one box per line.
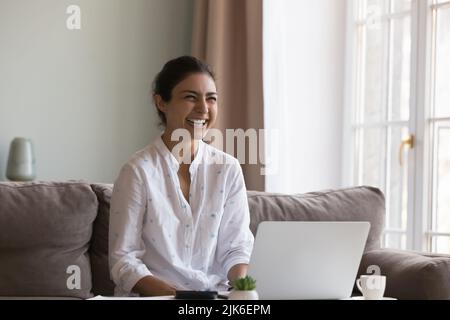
left=0, top=182, right=97, bottom=299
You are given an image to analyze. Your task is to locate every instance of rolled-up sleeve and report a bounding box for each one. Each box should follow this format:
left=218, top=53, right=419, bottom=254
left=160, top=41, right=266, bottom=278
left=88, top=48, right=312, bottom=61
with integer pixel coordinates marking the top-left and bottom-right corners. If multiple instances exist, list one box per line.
left=216, top=161, right=255, bottom=278
left=109, top=163, right=152, bottom=293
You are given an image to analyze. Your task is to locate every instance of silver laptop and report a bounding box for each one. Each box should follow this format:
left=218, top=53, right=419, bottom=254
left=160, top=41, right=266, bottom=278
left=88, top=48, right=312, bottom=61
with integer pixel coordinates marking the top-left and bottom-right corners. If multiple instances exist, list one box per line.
left=247, top=221, right=370, bottom=300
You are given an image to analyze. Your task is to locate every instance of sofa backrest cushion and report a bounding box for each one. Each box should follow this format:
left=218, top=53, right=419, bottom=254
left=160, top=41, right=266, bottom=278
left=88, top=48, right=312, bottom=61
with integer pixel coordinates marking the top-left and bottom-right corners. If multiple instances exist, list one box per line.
left=247, top=186, right=385, bottom=252
left=0, top=182, right=97, bottom=299
left=90, top=183, right=115, bottom=296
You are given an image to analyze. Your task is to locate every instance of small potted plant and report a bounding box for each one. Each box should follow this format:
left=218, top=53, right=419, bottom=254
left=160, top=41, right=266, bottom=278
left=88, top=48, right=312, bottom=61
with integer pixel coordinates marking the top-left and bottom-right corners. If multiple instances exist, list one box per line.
left=228, top=276, right=259, bottom=300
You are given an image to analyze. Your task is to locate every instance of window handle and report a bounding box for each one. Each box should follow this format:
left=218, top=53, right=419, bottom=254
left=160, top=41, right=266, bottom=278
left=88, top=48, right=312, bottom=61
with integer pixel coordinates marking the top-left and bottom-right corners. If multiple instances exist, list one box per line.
left=399, top=135, right=415, bottom=167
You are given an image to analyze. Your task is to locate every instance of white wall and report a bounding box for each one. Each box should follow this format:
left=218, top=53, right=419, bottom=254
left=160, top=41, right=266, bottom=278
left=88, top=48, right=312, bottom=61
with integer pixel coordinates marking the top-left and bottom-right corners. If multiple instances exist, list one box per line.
left=0, top=0, right=193, bottom=182
left=264, top=0, right=346, bottom=193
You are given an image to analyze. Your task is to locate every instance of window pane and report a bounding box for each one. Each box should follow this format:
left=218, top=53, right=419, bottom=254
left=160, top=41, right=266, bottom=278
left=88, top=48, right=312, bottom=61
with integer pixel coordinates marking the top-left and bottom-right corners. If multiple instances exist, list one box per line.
left=431, top=236, right=450, bottom=254
left=392, top=0, right=412, bottom=13
left=390, top=17, right=411, bottom=121
left=384, top=233, right=407, bottom=249
left=365, top=0, right=389, bottom=18
left=435, top=8, right=450, bottom=118
left=432, top=123, right=450, bottom=233
left=387, top=127, right=409, bottom=230
left=364, top=21, right=389, bottom=123
left=362, top=128, right=386, bottom=189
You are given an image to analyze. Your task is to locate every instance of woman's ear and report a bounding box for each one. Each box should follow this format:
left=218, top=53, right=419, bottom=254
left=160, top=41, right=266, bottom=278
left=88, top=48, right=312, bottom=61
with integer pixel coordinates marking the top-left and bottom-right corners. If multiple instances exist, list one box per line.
left=154, top=94, right=166, bottom=113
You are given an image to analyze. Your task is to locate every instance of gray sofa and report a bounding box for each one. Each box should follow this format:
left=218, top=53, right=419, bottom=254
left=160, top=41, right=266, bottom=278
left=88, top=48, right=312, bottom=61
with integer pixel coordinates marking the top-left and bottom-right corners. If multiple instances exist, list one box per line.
left=0, top=181, right=449, bottom=299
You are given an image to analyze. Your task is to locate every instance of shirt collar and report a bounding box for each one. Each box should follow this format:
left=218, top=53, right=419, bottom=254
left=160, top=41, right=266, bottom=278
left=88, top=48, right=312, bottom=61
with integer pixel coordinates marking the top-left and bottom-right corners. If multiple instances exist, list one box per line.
left=153, top=132, right=205, bottom=173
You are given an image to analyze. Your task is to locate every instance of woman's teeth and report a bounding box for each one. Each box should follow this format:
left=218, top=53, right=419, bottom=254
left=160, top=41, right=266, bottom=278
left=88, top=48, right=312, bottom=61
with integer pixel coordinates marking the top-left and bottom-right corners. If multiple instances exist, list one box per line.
left=187, top=119, right=207, bottom=126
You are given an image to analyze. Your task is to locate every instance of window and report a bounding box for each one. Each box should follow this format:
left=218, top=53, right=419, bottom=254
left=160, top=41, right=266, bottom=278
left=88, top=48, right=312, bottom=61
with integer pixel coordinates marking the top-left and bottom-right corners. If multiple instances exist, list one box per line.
left=429, top=0, right=450, bottom=253
left=345, top=0, right=450, bottom=253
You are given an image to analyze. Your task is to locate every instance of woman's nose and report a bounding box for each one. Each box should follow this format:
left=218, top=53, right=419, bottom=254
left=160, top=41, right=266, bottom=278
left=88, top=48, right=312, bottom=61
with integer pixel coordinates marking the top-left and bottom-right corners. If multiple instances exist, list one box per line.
left=196, top=98, right=209, bottom=113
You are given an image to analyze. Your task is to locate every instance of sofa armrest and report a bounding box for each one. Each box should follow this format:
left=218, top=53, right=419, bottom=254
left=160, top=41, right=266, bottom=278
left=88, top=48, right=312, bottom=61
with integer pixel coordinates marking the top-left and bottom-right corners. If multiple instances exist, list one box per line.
left=357, top=249, right=450, bottom=300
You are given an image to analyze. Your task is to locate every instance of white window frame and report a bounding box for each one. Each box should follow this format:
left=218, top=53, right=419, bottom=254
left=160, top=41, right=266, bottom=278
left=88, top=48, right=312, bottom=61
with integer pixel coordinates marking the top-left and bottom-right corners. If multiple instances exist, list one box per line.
left=343, top=0, right=450, bottom=253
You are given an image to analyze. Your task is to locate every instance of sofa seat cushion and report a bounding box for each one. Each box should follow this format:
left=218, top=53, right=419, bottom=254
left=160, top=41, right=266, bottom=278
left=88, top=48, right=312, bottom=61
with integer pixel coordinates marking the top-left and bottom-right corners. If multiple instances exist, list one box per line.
left=0, top=182, right=97, bottom=299
left=358, top=249, right=450, bottom=299
left=247, top=186, right=385, bottom=252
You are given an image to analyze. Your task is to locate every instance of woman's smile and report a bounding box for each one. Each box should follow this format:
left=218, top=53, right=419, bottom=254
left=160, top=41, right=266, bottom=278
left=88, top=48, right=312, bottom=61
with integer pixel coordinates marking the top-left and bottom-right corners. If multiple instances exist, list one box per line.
left=186, top=118, right=209, bottom=129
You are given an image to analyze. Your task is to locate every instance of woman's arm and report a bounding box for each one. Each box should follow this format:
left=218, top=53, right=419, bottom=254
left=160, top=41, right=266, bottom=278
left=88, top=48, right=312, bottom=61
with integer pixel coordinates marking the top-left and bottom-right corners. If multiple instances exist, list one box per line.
left=109, top=164, right=154, bottom=294
left=227, top=263, right=249, bottom=283
left=216, top=160, right=255, bottom=282
left=133, top=275, right=177, bottom=297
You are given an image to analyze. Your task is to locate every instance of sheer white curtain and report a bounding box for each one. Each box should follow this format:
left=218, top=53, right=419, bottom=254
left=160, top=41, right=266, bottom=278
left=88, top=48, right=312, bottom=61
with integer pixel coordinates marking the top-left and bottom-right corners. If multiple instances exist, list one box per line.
left=263, top=0, right=289, bottom=192
left=263, top=0, right=346, bottom=193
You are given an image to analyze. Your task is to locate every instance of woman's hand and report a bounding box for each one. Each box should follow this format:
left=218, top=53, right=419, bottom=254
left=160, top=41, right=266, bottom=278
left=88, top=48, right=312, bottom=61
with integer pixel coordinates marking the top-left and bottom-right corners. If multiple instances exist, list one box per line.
left=133, top=275, right=177, bottom=297
left=227, top=263, right=249, bottom=283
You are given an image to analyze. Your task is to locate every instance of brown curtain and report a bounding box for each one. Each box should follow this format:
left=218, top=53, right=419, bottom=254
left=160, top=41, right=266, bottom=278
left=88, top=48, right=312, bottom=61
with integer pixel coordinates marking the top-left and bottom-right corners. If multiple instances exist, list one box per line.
left=192, top=0, right=265, bottom=191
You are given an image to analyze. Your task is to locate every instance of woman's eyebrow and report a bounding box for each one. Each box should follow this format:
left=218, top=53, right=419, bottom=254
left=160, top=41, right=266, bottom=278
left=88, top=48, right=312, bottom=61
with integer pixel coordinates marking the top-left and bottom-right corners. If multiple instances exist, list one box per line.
left=181, top=90, right=217, bottom=96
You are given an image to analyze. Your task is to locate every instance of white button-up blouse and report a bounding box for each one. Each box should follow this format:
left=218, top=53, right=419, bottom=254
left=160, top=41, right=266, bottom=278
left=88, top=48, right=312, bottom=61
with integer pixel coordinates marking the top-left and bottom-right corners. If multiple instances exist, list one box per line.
left=109, top=134, right=254, bottom=295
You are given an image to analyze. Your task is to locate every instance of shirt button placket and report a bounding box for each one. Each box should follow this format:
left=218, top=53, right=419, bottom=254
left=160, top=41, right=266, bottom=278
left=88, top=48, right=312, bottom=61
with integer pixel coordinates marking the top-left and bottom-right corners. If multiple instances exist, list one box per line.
left=185, top=220, right=192, bottom=258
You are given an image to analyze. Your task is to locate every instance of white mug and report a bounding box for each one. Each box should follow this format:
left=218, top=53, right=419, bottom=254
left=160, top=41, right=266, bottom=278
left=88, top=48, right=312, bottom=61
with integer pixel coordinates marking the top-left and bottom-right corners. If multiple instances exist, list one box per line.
left=356, top=275, right=386, bottom=300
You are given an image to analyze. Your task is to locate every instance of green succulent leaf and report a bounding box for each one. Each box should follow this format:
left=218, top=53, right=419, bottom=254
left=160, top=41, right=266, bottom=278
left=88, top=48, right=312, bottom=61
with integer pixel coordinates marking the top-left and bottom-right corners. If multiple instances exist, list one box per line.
left=231, top=276, right=257, bottom=290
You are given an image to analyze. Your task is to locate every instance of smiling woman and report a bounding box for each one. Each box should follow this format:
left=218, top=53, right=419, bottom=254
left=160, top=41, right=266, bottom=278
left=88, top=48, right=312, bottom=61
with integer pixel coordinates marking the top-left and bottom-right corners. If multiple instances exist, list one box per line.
left=154, top=71, right=218, bottom=143
left=108, top=56, right=254, bottom=297
left=152, top=56, right=217, bottom=127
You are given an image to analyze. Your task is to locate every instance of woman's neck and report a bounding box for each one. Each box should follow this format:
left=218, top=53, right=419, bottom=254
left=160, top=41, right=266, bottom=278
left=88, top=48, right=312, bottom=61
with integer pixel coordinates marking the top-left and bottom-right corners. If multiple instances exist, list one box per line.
left=161, top=130, right=199, bottom=164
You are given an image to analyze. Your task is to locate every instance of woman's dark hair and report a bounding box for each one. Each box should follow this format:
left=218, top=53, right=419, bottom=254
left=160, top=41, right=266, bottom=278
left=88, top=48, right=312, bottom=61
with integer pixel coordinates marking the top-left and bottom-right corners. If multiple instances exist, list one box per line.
left=153, top=55, right=216, bottom=127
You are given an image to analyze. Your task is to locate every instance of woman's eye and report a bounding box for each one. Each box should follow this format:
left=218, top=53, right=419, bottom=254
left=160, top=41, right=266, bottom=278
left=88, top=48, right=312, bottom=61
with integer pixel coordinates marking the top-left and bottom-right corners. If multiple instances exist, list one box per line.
left=185, top=95, right=196, bottom=100
left=208, top=97, right=217, bottom=102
